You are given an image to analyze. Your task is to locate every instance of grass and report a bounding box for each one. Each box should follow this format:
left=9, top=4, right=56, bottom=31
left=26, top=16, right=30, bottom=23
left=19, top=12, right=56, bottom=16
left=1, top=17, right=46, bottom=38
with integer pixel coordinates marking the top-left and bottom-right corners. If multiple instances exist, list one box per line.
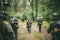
left=33, top=32, right=45, bottom=40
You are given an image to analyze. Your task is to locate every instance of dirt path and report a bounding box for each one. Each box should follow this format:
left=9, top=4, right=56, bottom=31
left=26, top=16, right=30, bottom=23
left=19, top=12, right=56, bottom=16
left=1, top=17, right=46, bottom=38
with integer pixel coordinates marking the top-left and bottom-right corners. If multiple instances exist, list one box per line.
left=17, top=20, right=52, bottom=40
left=18, top=20, right=38, bottom=40
left=41, top=28, right=52, bottom=40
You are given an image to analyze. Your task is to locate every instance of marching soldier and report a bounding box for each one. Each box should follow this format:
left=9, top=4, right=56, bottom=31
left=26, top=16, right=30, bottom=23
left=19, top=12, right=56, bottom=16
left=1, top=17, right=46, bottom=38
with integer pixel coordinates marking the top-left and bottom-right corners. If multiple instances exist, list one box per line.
left=37, top=16, right=43, bottom=33
left=10, top=17, right=18, bottom=40
left=26, top=17, right=32, bottom=33
left=0, top=11, right=16, bottom=40
left=47, top=13, right=60, bottom=40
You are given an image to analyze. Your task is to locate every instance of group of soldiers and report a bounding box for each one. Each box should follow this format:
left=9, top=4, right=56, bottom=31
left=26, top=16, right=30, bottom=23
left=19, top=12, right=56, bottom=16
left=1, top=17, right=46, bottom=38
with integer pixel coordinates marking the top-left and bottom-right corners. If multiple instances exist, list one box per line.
left=0, top=12, right=43, bottom=40
left=0, top=0, right=60, bottom=40
left=26, top=13, right=60, bottom=40
left=26, top=16, right=43, bottom=33
left=0, top=11, right=60, bottom=40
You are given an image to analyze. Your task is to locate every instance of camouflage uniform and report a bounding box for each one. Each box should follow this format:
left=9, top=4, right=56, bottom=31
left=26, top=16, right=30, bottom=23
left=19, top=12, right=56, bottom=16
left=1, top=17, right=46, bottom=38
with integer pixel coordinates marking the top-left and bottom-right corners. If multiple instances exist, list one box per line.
left=48, top=13, right=60, bottom=40
left=0, top=13, right=15, bottom=40
left=26, top=18, right=32, bottom=33
left=10, top=17, right=18, bottom=40
left=37, top=16, right=43, bottom=32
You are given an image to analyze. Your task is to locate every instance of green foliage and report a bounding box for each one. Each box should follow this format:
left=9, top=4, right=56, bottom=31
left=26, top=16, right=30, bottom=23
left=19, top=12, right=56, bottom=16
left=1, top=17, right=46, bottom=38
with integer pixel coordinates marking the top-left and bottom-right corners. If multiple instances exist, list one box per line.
left=7, top=0, right=60, bottom=21
left=7, top=4, right=51, bottom=21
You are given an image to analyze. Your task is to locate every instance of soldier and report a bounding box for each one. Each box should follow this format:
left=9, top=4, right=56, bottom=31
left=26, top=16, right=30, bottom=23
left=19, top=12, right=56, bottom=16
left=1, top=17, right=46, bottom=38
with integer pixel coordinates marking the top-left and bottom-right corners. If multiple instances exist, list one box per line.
left=10, top=17, right=18, bottom=40
left=37, top=16, right=43, bottom=33
left=26, top=17, right=32, bottom=33
left=0, top=11, right=16, bottom=40
left=47, top=13, right=60, bottom=40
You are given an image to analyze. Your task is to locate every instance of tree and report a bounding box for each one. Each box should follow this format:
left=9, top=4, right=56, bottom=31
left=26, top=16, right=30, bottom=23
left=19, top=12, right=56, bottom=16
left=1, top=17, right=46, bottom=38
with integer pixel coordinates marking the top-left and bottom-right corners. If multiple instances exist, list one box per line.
left=35, top=0, right=39, bottom=19
left=15, top=0, right=20, bottom=12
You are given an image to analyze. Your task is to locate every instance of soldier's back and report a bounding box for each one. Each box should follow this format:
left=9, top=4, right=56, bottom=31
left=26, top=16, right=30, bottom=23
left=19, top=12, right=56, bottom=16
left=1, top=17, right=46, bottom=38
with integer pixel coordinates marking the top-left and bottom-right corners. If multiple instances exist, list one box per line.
left=0, top=21, right=15, bottom=40
left=47, top=21, right=58, bottom=33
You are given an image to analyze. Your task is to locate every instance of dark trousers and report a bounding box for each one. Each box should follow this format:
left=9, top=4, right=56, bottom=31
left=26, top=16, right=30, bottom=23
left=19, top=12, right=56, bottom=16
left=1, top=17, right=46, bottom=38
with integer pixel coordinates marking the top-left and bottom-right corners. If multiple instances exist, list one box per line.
left=27, top=26, right=31, bottom=33
left=38, top=24, right=41, bottom=33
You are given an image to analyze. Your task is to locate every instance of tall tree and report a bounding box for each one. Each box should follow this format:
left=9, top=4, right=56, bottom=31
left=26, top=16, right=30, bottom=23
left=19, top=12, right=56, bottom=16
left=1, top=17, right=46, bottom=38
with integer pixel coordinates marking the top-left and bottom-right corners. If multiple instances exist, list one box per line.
left=35, top=0, right=39, bottom=18
left=31, top=0, right=34, bottom=21
left=15, top=0, right=20, bottom=12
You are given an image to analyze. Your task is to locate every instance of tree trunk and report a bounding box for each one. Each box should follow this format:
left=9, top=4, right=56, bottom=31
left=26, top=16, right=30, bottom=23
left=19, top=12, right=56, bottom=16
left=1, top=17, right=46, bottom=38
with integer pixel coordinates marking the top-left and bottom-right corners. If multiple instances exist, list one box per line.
left=36, top=0, right=39, bottom=19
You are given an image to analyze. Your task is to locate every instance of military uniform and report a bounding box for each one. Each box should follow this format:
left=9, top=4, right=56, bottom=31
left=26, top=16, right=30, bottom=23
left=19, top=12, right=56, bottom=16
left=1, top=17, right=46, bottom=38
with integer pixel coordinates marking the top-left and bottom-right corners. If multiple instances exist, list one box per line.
left=0, top=21, right=15, bottom=40
left=37, top=17, right=43, bottom=32
left=0, top=13, right=15, bottom=40
left=10, top=17, right=18, bottom=40
left=26, top=18, right=32, bottom=33
left=47, top=13, right=60, bottom=40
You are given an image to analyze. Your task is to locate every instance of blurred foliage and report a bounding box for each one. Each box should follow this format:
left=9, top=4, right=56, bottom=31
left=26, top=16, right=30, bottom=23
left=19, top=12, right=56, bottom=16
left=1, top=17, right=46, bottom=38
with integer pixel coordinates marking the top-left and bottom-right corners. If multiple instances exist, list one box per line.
left=6, top=0, right=60, bottom=21
left=6, top=5, right=50, bottom=21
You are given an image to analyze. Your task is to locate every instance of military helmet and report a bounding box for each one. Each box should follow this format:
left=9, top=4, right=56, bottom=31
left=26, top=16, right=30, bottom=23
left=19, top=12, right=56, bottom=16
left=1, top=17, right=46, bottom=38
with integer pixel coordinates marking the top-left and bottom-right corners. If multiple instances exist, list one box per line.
left=52, top=13, right=58, bottom=20
left=52, top=13, right=58, bottom=16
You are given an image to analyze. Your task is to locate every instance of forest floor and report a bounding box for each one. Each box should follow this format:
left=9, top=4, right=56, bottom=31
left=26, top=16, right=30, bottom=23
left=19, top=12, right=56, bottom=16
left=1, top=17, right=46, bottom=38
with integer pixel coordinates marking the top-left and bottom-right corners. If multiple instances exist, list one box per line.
left=17, top=20, right=52, bottom=40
